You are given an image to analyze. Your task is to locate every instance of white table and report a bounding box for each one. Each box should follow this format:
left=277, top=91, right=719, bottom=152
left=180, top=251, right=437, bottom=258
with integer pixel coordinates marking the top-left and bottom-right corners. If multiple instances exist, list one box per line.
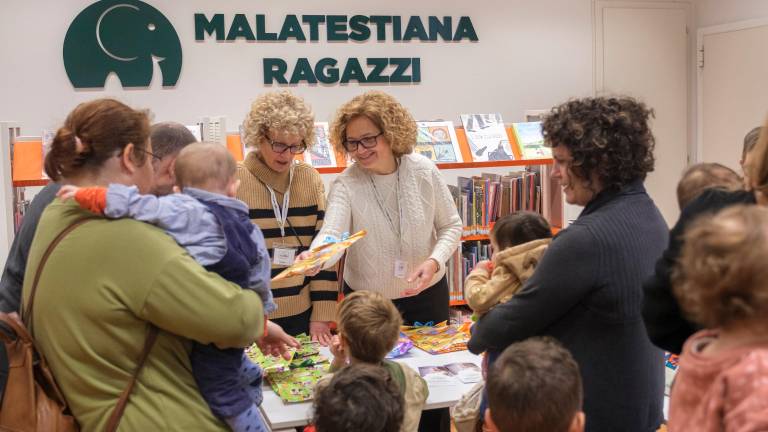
left=260, top=347, right=482, bottom=431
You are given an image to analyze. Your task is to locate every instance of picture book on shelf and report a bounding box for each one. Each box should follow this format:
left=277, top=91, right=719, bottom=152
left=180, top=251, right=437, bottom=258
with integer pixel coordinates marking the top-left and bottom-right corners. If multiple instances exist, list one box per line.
left=272, top=230, right=367, bottom=281
left=512, top=121, right=551, bottom=159
left=415, top=121, right=463, bottom=163
left=460, top=113, right=514, bottom=162
left=304, top=122, right=338, bottom=168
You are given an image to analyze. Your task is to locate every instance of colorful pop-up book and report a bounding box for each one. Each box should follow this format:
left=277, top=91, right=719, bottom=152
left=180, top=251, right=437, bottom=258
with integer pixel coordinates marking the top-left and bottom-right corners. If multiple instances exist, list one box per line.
left=247, top=333, right=331, bottom=403
left=272, top=230, right=367, bottom=281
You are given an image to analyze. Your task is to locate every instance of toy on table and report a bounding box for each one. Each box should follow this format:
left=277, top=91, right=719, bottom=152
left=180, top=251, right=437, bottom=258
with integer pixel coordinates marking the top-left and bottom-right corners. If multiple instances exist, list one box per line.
left=401, top=321, right=471, bottom=355
left=385, top=332, right=414, bottom=359
left=247, top=333, right=331, bottom=403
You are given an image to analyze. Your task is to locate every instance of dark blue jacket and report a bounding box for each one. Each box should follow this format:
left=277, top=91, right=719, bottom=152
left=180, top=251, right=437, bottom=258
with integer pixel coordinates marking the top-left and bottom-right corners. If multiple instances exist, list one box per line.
left=469, top=180, right=667, bottom=432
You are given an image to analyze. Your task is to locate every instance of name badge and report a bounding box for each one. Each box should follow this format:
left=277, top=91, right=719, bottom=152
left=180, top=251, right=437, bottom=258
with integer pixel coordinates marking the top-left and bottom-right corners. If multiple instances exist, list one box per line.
left=273, top=244, right=297, bottom=267
left=394, top=258, right=407, bottom=279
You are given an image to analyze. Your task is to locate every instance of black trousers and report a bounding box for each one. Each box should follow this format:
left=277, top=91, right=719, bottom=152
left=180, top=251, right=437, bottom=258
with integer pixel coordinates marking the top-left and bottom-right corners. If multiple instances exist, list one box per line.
left=271, top=307, right=312, bottom=337
left=343, top=276, right=449, bottom=326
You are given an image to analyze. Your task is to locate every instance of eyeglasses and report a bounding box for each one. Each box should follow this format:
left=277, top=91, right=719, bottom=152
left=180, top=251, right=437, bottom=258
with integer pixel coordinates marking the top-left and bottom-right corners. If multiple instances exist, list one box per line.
left=134, top=146, right=162, bottom=162
left=267, top=137, right=307, bottom=154
left=342, top=132, right=383, bottom=152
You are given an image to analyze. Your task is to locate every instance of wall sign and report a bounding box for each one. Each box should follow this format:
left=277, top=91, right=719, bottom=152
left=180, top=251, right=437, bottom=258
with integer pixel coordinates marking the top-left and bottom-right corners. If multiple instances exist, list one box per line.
left=63, top=1, right=479, bottom=89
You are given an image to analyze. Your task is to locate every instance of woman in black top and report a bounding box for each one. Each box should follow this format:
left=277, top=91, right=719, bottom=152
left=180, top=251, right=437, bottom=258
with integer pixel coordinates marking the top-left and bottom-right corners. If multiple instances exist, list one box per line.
left=642, top=126, right=767, bottom=354
left=469, top=97, right=667, bottom=432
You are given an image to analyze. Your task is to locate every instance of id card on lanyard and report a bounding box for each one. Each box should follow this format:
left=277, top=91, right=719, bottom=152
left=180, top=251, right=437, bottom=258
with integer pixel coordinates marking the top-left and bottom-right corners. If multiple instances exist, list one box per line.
left=266, top=165, right=300, bottom=267
left=369, top=160, right=407, bottom=278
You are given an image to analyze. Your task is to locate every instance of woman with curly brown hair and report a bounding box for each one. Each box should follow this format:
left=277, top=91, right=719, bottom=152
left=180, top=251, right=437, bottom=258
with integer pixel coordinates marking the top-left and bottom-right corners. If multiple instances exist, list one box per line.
left=237, top=91, right=338, bottom=344
left=469, top=97, right=668, bottom=432
left=668, top=205, right=768, bottom=431
left=304, top=90, right=462, bottom=327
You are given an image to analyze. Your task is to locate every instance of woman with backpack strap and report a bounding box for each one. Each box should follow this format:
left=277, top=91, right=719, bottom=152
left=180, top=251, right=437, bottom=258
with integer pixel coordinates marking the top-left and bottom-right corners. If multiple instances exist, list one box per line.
left=18, top=99, right=270, bottom=431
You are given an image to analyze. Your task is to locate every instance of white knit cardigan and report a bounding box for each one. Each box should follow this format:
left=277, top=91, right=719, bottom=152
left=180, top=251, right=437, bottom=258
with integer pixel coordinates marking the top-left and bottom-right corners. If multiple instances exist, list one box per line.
left=312, top=152, right=462, bottom=299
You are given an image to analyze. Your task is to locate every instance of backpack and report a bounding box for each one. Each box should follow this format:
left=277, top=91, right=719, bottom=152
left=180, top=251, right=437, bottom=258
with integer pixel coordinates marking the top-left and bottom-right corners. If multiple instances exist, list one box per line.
left=0, top=218, right=157, bottom=431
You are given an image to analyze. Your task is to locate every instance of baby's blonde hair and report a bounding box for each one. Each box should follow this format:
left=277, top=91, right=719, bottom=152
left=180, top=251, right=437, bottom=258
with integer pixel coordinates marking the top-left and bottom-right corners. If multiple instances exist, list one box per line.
left=174, top=142, right=236, bottom=191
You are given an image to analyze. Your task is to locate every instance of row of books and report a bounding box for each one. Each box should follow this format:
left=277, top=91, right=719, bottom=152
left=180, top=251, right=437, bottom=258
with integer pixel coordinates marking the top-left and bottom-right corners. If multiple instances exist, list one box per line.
left=301, top=115, right=549, bottom=169
left=447, top=241, right=492, bottom=304
left=449, top=168, right=544, bottom=236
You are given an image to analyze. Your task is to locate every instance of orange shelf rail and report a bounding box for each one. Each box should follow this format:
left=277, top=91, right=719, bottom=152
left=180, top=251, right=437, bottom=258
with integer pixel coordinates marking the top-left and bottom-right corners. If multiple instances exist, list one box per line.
left=449, top=300, right=467, bottom=306
left=11, top=127, right=551, bottom=187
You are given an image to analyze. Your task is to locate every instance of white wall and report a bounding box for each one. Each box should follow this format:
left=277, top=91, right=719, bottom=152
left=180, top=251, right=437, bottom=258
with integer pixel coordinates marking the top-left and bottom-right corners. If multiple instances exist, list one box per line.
left=695, top=0, right=768, bottom=28
left=0, top=0, right=702, bottom=261
left=0, top=0, right=594, bottom=133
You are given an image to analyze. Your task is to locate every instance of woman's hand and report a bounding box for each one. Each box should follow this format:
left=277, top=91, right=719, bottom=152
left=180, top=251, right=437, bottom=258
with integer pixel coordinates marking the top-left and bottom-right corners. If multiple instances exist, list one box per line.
left=257, top=320, right=300, bottom=360
left=403, top=258, right=440, bottom=297
left=57, top=185, right=80, bottom=201
left=310, top=320, right=333, bottom=346
left=295, top=251, right=321, bottom=276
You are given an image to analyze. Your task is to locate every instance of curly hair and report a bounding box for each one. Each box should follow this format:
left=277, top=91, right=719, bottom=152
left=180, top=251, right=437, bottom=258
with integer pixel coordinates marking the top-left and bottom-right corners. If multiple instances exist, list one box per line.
left=329, top=91, right=417, bottom=157
left=672, top=205, right=768, bottom=329
left=542, top=96, right=656, bottom=190
left=242, top=90, right=316, bottom=149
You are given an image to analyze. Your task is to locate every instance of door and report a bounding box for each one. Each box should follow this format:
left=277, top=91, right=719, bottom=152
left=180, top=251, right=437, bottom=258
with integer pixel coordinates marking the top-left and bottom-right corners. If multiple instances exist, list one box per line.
left=595, top=0, right=691, bottom=226
left=698, top=19, right=768, bottom=171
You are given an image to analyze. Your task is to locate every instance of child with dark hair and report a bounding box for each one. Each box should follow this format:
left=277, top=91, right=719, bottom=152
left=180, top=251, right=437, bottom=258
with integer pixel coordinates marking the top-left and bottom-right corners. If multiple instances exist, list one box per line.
left=458, top=211, right=552, bottom=430
left=676, top=162, right=742, bottom=210
left=486, top=337, right=584, bottom=432
left=319, top=290, right=428, bottom=432
left=669, top=205, right=768, bottom=430
left=312, top=363, right=405, bottom=432
left=464, top=211, right=552, bottom=317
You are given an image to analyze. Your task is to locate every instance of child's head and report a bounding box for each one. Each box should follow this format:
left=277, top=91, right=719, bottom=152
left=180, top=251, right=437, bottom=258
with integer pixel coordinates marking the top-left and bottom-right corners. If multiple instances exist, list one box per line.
left=173, top=142, right=239, bottom=196
left=673, top=205, right=768, bottom=331
left=676, top=162, right=742, bottom=210
left=337, top=291, right=402, bottom=363
left=312, top=363, right=404, bottom=432
left=486, top=337, right=585, bottom=432
left=490, top=211, right=552, bottom=252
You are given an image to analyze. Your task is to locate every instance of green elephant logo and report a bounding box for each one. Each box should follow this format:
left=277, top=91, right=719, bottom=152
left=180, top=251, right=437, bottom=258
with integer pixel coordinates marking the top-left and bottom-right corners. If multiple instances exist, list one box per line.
left=63, top=0, right=182, bottom=88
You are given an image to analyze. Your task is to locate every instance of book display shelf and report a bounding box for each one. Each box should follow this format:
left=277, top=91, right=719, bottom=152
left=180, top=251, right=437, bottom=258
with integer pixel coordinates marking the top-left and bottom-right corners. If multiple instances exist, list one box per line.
left=7, top=124, right=561, bottom=310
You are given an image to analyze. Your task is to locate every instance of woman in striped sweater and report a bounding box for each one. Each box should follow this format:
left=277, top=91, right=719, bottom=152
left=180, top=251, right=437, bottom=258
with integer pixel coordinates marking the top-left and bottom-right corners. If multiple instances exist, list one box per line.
left=236, top=91, right=338, bottom=345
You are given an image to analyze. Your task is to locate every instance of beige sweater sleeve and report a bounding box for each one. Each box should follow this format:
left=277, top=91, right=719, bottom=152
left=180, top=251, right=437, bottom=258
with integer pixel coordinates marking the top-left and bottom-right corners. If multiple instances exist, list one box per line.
left=464, top=266, right=521, bottom=315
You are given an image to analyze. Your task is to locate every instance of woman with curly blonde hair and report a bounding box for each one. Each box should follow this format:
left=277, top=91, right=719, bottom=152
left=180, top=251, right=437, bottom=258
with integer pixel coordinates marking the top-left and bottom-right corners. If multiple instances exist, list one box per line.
left=668, top=205, right=768, bottom=431
left=299, top=91, right=462, bottom=329
left=236, top=90, right=338, bottom=344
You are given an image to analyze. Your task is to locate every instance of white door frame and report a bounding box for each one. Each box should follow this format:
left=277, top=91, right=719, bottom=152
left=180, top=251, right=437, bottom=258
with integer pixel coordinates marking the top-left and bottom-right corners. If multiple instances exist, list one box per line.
left=593, top=0, right=692, bottom=94
left=696, top=17, right=768, bottom=162
left=593, top=0, right=693, bottom=160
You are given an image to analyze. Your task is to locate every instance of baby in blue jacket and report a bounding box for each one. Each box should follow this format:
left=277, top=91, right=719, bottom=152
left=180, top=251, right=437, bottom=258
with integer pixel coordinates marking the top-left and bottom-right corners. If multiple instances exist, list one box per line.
left=59, top=142, right=275, bottom=432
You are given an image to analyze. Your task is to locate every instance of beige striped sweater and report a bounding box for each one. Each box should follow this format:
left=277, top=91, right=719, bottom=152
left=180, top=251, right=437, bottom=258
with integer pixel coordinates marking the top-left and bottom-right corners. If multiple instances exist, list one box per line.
left=236, top=152, right=338, bottom=322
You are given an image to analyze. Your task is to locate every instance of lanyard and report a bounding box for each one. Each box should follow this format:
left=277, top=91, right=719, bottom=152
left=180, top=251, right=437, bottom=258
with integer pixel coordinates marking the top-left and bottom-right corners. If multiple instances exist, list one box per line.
left=265, top=164, right=294, bottom=238
left=369, top=159, right=403, bottom=254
